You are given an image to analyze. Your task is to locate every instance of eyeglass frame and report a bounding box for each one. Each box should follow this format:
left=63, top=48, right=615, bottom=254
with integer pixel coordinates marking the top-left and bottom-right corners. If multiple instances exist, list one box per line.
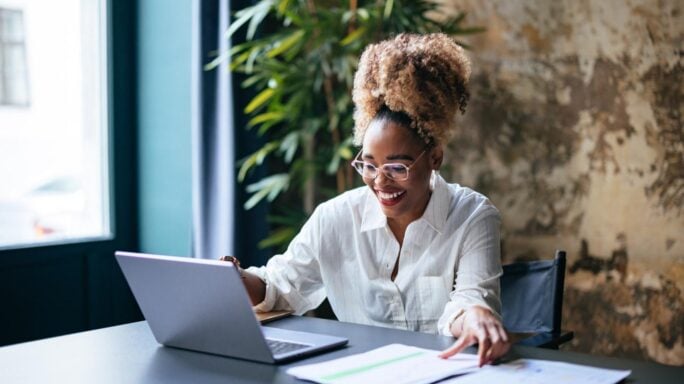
left=350, top=148, right=428, bottom=181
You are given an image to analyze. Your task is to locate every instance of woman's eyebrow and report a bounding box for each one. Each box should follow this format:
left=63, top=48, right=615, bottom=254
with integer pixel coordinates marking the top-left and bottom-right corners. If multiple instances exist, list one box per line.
left=386, top=153, right=415, bottom=161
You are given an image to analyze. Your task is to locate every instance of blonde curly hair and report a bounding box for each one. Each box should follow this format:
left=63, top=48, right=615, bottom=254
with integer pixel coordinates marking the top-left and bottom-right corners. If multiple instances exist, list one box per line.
left=352, top=33, right=471, bottom=146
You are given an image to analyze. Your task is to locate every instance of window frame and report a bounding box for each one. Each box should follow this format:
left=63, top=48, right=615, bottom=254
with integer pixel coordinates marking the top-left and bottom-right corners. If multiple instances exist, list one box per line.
left=0, top=7, right=30, bottom=107
left=0, top=0, right=141, bottom=346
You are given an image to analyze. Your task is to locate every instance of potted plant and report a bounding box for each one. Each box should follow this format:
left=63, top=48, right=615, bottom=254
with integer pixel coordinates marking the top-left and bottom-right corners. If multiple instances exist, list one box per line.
left=207, top=0, right=481, bottom=250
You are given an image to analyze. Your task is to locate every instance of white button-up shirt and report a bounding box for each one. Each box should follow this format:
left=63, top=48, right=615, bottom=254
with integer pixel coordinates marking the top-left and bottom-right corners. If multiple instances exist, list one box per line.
left=247, top=174, right=502, bottom=336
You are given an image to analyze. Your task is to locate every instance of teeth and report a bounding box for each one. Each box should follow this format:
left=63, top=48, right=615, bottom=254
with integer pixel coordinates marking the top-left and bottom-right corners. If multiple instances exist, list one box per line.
left=378, top=191, right=404, bottom=200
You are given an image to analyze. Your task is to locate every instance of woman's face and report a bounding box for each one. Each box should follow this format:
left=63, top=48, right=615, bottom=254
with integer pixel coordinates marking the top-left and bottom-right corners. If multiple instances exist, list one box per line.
left=360, top=119, right=442, bottom=226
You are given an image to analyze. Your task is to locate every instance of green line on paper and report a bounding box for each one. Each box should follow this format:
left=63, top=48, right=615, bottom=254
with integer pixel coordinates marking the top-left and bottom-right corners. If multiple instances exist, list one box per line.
left=320, top=351, right=426, bottom=382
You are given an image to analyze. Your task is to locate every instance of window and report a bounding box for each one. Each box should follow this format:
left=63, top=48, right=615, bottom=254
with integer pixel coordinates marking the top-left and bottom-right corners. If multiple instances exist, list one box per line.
left=0, top=7, right=29, bottom=106
left=0, top=0, right=110, bottom=249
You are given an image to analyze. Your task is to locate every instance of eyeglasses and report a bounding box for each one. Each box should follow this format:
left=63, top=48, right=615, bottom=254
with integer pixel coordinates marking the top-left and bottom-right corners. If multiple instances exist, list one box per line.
left=350, top=149, right=427, bottom=181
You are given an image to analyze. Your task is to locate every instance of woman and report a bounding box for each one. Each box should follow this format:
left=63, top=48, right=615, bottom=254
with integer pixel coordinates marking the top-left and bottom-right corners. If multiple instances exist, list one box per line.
left=224, top=33, right=510, bottom=366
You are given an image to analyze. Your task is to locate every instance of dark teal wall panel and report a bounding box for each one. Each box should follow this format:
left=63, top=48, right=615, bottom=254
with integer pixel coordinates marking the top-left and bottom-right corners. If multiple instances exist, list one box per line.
left=137, top=0, right=193, bottom=256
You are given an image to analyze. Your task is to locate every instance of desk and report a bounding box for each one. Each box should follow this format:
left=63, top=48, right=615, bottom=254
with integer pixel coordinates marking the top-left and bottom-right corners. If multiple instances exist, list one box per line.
left=1, top=316, right=680, bottom=383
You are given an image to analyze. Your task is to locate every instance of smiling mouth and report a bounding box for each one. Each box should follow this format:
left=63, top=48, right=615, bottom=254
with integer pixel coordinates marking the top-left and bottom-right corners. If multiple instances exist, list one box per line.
left=376, top=190, right=406, bottom=206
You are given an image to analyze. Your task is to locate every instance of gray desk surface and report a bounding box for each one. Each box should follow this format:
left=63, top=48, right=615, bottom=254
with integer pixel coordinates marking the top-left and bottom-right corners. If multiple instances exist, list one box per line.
left=1, top=316, right=681, bottom=383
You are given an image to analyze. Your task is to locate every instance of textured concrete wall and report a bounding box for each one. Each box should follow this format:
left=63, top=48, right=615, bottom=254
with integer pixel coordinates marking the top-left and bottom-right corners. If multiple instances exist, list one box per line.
left=442, top=0, right=683, bottom=364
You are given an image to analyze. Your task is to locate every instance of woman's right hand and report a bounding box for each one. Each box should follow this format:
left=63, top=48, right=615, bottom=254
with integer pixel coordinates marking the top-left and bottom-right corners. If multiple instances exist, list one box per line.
left=218, top=255, right=265, bottom=305
left=438, top=306, right=510, bottom=366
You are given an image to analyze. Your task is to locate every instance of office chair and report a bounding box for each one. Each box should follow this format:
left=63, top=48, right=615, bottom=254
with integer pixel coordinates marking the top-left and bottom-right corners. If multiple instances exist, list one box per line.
left=501, top=250, right=574, bottom=349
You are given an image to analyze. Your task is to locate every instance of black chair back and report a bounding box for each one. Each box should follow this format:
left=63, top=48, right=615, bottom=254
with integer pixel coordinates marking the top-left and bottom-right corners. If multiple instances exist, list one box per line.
left=501, top=250, right=566, bottom=334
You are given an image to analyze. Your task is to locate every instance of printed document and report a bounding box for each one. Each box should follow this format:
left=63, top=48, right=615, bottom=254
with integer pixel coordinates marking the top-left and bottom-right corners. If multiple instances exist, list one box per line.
left=441, top=358, right=631, bottom=384
left=286, top=343, right=478, bottom=384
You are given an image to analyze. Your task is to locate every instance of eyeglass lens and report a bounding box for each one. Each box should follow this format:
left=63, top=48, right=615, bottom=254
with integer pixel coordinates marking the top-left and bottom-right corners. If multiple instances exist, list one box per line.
left=354, top=163, right=409, bottom=180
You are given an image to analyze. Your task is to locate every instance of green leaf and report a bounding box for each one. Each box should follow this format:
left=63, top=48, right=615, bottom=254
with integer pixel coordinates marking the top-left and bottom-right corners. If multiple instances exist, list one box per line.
left=340, top=26, right=366, bottom=46
left=279, top=132, right=299, bottom=163
left=383, top=0, right=394, bottom=19
left=244, top=173, right=290, bottom=209
left=326, top=143, right=353, bottom=175
left=339, top=145, right=353, bottom=160
left=246, top=0, right=274, bottom=40
left=237, top=141, right=279, bottom=181
left=244, top=88, right=275, bottom=113
left=245, top=47, right=263, bottom=74
left=257, top=227, right=297, bottom=249
left=230, top=50, right=252, bottom=71
left=267, top=29, right=305, bottom=58
left=203, top=52, right=227, bottom=71
left=326, top=153, right=341, bottom=174
left=224, top=0, right=271, bottom=40
left=248, top=111, right=285, bottom=127
left=243, top=187, right=270, bottom=210
left=276, top=0, right=291, bottom=15
left=341, top=10, right=353, bottom=24
left=241, top=74, right=265, bottom=88
left=257, top=119, right=282, bottom=135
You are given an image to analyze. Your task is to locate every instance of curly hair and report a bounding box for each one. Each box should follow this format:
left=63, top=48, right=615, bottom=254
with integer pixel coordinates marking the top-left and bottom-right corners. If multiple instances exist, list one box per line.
left=352, top=33, right=471, bottom=146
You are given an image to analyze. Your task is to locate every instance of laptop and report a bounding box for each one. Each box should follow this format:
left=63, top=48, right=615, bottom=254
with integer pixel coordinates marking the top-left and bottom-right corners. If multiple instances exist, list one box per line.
left=115, top=251, right=348, bottom=363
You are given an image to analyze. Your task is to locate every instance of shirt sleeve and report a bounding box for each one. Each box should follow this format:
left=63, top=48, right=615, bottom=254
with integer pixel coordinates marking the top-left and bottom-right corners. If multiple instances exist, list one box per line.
left=437, top=206, right=503, bottom=336
left=245, top=206, right=327, bottom=315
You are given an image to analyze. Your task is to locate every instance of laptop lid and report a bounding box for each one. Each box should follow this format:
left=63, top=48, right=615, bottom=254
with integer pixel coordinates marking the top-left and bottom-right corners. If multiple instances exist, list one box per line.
left=115, top=251, right=347, bottom=363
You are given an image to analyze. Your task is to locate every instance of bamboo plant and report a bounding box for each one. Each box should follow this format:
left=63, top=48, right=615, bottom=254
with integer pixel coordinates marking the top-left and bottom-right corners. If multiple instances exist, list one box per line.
left=207, top=0, right=481, bottom=250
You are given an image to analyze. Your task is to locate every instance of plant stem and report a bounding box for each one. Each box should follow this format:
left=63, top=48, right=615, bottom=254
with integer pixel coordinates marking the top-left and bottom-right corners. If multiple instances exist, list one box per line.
left=348, top=0, right=358, bottom=33
left=304, top=133, right=315, bottom=214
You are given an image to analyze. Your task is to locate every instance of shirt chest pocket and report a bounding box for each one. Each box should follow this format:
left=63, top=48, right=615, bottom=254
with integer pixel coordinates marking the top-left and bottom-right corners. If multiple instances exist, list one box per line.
left=417, top=276, right=450, bottom=320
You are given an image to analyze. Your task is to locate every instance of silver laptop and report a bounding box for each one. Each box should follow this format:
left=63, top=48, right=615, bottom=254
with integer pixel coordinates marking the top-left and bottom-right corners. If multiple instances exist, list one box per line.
left=115, top=251, right=348, bottom=363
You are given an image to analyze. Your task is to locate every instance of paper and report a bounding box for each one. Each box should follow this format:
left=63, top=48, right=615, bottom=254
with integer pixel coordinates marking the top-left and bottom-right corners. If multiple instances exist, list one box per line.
left=441, top=358, right=631, bottom=384
left=286, top=343, right=478, bottom=384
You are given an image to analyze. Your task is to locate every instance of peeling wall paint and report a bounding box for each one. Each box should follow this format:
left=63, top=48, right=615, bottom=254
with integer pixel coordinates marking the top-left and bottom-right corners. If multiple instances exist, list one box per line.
left=443, top=0, right=683, bottom=364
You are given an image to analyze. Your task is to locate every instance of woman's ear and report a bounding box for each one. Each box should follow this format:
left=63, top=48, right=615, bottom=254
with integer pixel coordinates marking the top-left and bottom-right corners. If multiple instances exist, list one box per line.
left=430, top=145, right=444, bottom=170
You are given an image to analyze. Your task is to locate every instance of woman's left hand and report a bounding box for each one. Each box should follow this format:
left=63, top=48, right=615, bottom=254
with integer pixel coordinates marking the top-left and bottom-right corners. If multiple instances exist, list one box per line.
left=438, top=306, right=510, bottom=366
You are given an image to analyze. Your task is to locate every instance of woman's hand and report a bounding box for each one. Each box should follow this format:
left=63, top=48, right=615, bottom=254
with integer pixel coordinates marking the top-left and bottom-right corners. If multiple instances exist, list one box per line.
left=438, top=306, right=510, bottom=366
left=218, top=255, right=266, bottom=305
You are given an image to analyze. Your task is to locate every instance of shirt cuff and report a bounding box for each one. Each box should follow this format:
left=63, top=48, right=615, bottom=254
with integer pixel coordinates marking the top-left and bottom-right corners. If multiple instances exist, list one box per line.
left=440, top=308, right=466, bottom=336
left=245, top=266, right=277, bottom=313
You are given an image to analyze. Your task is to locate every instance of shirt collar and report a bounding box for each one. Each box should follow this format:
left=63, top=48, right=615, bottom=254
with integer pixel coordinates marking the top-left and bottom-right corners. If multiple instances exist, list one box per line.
left=423, top=173, right=449, bottom=233
left=359, top=173, right=449, bottom=233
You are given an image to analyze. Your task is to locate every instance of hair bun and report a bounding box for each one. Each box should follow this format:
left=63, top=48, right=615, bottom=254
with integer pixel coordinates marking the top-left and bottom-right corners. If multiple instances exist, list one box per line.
left=352, top=33, right=471, bottom=146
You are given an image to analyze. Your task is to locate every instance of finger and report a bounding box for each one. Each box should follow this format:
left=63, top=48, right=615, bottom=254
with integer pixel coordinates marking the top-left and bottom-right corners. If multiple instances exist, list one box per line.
left=486, top=328, right=511, bottom=365
left=479, top=323, right=501, bottom=366
left=477, top=336, right=491, bottom=367
left=485, top=340, right=505, bottom=365
left=474, top=322, right=491, bottom=367
left=482, top=351, right=494, bottom=366
left=499, top=324, right=509, bottom=343
left=486, top=322, right=501, bottom=346
left=438, top=334, right=472, bottom=359
left=438, top=335, right=470, bottom=359
left=484, top=341, right=499, bottom=365
left=495, top=325, right=512, bottom=358
left=493, top=323, right=510, bottom=351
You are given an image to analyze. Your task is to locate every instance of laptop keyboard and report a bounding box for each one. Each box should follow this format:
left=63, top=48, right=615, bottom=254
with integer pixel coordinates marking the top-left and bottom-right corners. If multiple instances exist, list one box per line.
left=266, top=339, right=311, bottom=355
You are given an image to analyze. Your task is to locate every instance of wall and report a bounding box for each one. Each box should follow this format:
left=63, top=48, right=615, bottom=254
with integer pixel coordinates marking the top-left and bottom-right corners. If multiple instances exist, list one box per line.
left=137, top=0, right=193, bottom=256
left=443, top=0, right=683, bottom=364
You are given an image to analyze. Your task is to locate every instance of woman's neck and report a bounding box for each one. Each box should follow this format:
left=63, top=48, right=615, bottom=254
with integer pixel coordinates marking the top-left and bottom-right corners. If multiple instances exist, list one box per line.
left=387, top=190, right=432, bottom=245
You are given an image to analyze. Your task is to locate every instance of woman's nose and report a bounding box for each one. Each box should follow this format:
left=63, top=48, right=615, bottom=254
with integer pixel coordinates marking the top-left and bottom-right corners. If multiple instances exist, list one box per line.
left=374, top=169, right=392, bottom=186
